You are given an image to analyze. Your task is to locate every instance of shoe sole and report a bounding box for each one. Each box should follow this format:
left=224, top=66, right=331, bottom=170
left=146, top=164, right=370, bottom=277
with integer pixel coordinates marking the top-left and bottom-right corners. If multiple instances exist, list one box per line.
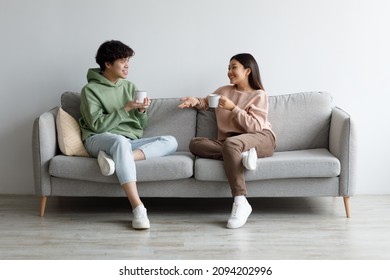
left=132, top=221, right=150, bottom=230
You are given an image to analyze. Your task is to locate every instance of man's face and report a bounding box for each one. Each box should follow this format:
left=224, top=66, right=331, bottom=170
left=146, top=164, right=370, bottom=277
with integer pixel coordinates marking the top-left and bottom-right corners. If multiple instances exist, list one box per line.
left=105, top=57, right=130, bottom=80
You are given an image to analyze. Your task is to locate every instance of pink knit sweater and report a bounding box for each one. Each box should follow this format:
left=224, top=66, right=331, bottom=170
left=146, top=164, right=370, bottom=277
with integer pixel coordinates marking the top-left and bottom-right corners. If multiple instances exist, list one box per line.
left=196, top=85, right=275, bottom=141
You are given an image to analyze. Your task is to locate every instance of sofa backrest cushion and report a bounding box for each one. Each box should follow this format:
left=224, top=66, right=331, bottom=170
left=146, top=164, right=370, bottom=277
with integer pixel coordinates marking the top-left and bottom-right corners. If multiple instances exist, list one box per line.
left=61, top=93, right=196, bottom=152
left=269, top=92, right=332, bottom=151
left=195, top=92, right=332, bottom=152
left=61, top=91, right=331, bottom=153
left=61, top=92, right=82, bottom=121
left=196, top=110, right=218, bottom=139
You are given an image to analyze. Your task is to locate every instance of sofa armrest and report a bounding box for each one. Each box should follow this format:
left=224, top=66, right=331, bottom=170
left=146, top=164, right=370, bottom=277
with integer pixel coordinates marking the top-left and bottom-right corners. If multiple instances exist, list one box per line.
left=329, top=107, right=356, bottom=196
left=32, top=107, right=59, bottom=196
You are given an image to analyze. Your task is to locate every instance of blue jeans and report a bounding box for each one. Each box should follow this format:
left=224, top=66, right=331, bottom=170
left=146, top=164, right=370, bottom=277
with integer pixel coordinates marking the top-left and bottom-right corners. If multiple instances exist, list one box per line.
left=85, top=133, right=178, bottom=184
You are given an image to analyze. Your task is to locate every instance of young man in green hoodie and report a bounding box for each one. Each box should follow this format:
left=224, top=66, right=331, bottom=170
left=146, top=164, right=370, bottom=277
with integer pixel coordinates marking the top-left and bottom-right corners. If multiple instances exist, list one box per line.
left=79, top=40, right=178, bottom=229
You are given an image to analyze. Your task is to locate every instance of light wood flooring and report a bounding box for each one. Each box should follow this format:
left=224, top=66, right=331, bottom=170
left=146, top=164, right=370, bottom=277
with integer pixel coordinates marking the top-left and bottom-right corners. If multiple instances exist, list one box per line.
left=1, top=194, right=389, bottom=260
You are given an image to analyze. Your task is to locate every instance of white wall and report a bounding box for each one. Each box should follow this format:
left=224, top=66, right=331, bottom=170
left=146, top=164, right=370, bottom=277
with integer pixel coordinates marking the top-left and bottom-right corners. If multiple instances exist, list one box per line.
left=0, top=0, right=389, bottom=194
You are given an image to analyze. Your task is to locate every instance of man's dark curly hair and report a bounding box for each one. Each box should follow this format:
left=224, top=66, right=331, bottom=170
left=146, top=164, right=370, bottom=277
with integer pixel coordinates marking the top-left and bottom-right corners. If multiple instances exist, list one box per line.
left=95, top=40, right=135, bottom=71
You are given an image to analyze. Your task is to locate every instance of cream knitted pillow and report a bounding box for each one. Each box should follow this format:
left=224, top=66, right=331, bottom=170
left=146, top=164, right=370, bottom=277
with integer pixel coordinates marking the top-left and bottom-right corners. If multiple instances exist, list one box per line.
left=56, top=107, right=90, bottom=157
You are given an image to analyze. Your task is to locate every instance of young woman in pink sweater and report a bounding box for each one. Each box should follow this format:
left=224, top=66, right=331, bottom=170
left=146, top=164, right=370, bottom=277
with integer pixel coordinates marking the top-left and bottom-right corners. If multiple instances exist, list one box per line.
left=179, top=53, right=276, bottom=229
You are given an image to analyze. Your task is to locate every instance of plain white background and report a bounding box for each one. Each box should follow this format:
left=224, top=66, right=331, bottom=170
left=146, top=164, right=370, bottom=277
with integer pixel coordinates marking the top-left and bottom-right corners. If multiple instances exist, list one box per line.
left=0, top=0, right=389, bottom=194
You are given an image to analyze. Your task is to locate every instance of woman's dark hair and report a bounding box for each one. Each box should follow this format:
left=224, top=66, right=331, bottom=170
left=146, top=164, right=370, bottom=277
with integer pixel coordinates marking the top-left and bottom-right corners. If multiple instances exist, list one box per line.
left=95, top=40, right=135, bottom=71
left=230, top=53, right=264, bottom=90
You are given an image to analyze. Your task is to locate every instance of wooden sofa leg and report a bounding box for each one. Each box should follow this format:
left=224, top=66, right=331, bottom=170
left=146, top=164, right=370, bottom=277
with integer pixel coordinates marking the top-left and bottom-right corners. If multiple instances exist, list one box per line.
left=40, top=196, right=47, bottom=217
left=343, top=196, right=351, bottom=218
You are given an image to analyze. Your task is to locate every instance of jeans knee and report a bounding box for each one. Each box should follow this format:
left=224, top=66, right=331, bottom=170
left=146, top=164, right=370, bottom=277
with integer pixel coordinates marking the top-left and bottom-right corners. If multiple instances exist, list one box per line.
left=163, top=135, right=178, bottom=153
left=109, top=135, right=130, bottom=154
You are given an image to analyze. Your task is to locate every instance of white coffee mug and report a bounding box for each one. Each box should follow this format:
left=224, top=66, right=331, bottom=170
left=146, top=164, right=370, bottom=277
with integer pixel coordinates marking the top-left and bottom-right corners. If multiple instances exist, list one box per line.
left=207, top=94, right=220, bottom=108
left=135, top=90, right=147, bottom=103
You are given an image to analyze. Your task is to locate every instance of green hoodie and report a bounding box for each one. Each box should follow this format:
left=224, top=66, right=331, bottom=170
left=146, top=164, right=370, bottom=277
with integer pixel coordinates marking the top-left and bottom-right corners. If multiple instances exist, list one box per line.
left=79, top=68, right=148, bottom=141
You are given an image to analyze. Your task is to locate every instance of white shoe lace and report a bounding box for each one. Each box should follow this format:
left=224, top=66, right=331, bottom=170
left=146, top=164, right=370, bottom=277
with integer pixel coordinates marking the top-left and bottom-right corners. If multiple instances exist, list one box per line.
left=230, top=203, right=239, bottom=218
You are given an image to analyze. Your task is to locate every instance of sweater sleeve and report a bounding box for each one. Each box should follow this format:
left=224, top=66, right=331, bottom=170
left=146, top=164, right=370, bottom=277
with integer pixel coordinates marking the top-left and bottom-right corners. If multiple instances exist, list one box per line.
left=132, top=108, right=148, bottom=129
left=194, top=97, right=210, bottom=110
left=231, top=92, right=269, bottom=133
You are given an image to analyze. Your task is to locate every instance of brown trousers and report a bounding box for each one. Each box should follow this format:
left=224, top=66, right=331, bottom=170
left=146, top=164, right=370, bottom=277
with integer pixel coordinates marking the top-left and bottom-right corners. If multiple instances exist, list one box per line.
left=189, top=130, right=276, bottom=197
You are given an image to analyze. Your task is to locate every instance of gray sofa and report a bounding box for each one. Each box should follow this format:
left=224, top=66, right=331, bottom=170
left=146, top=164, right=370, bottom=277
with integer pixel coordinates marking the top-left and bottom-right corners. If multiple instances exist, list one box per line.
left=33, top=91, right=355, bottom=218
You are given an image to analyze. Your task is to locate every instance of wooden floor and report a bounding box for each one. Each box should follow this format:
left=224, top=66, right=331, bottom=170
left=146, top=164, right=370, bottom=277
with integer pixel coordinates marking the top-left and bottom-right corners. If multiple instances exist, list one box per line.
left=1, top=194, right=390, bottom=260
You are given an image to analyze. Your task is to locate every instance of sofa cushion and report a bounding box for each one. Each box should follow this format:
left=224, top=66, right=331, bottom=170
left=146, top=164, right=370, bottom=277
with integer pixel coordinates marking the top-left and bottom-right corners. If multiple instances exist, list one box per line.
left=56, top=107, right=90, bottom=157
left=268, top=92, right=332, bottom=152
left=61, top=92, right=82, bottom=120
left=49, top=152, right=195, bottom=183
left=196, top=110, right=217, bottom=139
left=194, top=148, right=340, bottom=181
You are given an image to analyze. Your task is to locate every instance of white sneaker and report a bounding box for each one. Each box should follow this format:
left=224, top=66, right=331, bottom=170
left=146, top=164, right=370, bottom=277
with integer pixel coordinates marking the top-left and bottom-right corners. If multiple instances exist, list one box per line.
left=242, top=147, right=257, bottom=170
left=97, top=151, right=115, bottom=176
left=132, top=204, right=150, bottom=230
left=227, top=201, right=252, bottom=229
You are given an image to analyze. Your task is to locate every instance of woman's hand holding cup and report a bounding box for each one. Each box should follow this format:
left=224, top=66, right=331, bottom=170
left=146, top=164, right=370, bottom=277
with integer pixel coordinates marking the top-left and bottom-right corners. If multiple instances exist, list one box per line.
left=218, top=95, right=236, bottom=111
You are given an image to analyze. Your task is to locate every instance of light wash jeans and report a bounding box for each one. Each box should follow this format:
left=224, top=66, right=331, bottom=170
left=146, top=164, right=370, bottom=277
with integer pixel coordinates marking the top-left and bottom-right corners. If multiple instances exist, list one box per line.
left=85, top=133, right=178, bottom=184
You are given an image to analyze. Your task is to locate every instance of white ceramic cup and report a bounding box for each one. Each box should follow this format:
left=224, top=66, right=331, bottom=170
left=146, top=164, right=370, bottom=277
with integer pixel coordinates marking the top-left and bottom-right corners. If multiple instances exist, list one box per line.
left=207, top=94, right=220, bottom=108
left=135, top=90, right=147, bottom=103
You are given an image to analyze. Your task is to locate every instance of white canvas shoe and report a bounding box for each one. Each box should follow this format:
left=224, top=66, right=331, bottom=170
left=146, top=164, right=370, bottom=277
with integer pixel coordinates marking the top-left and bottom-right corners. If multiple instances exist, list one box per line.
left=227, top=201, right=252, bottom=229
left=132, top=205, right=150, bottom=230
left=97, top=151, right=115, bottom=176
left=242, top=147, right=257, bottom=170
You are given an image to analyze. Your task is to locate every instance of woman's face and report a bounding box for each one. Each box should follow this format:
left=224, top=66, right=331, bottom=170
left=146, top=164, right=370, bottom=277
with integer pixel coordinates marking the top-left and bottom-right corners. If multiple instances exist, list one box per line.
left=228, top=59, right=250, bottom=86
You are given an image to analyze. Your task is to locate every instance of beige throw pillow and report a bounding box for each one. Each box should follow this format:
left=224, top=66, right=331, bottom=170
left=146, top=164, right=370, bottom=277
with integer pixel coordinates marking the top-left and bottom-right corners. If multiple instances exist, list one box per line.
left=56, top=107, right=90, bottom=157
